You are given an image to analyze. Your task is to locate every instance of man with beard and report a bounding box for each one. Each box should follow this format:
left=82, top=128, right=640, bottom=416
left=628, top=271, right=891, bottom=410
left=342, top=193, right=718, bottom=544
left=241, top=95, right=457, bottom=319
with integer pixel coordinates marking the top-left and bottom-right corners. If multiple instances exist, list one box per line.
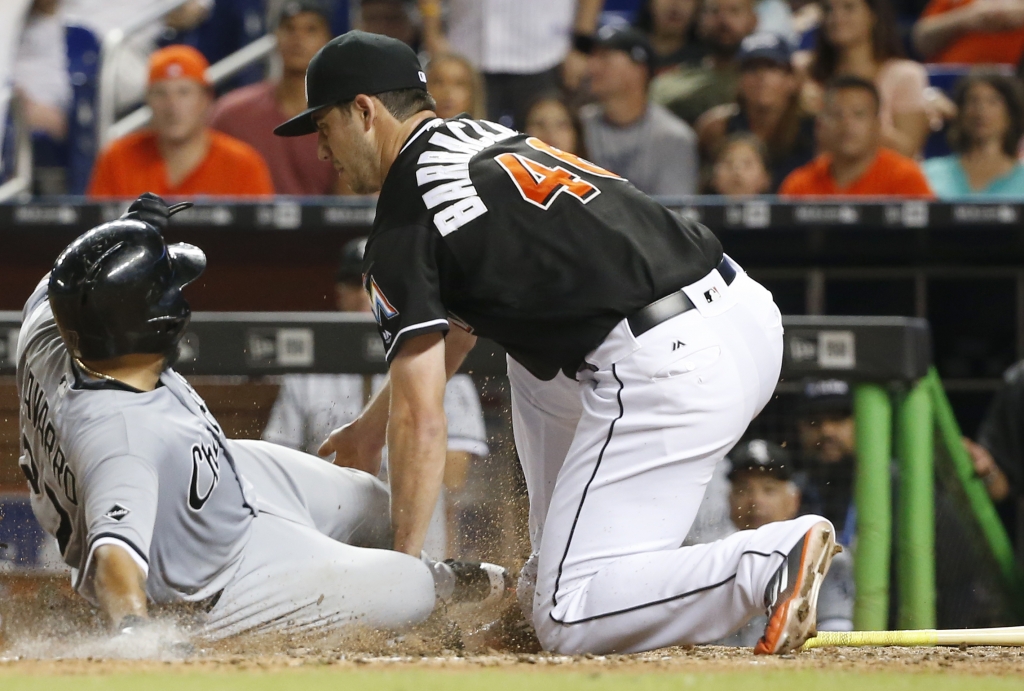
left=796, top=379, right=857, bottom=546
left=649, top=0, right=760, bottom=125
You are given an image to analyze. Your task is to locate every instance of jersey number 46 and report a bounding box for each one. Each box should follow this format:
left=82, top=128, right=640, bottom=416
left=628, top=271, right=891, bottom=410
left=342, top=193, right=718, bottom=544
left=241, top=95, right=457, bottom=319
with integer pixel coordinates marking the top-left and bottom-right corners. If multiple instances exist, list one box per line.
left=495, top=138, right=621, bottom=210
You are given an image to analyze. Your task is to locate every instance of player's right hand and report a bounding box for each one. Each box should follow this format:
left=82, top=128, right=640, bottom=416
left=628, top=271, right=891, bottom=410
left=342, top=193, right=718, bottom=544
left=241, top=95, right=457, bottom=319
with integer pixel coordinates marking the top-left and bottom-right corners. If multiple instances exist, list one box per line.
left=318, top=420, right=384, bottom=476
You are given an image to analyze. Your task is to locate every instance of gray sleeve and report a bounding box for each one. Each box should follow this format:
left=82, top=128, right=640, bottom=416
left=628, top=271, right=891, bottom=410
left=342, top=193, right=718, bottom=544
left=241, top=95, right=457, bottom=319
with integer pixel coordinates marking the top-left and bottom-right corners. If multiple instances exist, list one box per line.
left=443, top=374, right=489, bottom=457
left=262, top=377, right=307, bottom=450
left=22, top=277, right=49, bottom=321
left=75, top=453, right=159, bottom=604
left=651, top=118, right=699, bottom=197
left=816, top=549, right=855, bottom=630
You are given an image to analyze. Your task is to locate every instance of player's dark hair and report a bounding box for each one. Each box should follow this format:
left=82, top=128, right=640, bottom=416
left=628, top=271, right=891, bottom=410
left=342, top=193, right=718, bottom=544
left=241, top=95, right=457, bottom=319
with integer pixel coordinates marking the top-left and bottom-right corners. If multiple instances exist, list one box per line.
left=375, top=88, right=438, bottom=121
left=947, top=72, right=1024, bottom=158
left=824, top=75, right=881, bottom=115
left=809, top=0, right=903, bottom=84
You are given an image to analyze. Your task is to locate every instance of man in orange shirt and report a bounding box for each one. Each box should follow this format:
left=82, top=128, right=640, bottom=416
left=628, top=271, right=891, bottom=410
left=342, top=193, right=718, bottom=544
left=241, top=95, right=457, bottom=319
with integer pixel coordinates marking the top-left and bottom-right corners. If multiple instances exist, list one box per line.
left=779, top=76, right=934, bottom=198
left=913, top=0, right=1024, bottom=65
left=88, top=45, right=274, bottom=198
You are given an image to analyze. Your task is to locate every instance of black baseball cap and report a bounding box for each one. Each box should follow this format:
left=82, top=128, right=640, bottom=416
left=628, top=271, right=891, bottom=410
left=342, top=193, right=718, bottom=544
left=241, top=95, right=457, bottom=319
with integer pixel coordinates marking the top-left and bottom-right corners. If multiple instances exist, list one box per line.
left=593, top=24, right=654, bottom=73
left=728, top=440, right=793, bottom=482
left=799, top=379, right=853, bottom=416
left=737, top=33, right=794, bottom=69
left=276, top=0, right=331, bottom=27
left=274, top=30, right=427, bottom=137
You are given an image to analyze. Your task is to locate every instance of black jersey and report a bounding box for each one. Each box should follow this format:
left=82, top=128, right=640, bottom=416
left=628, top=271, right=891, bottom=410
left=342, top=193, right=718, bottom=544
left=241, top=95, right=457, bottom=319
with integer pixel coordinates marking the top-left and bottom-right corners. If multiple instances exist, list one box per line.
left=364, top=115, right=723, bottom=380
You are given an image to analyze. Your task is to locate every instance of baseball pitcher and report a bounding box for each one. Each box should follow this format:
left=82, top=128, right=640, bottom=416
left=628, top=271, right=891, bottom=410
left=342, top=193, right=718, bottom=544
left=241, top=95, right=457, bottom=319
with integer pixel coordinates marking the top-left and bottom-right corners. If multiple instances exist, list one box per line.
left=275, top=31, right=838, bottom=655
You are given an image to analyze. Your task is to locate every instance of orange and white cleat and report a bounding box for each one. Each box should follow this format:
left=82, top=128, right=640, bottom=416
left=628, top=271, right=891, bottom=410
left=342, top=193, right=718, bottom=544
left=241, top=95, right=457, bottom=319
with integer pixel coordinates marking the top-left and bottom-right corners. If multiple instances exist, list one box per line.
left=754, top=521, right=838, bottom=655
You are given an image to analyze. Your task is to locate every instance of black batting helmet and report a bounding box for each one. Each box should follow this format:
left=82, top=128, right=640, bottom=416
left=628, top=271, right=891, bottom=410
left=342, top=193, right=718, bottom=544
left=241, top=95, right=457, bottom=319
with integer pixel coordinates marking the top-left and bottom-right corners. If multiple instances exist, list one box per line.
left=48, top=219, right=206, bottom=362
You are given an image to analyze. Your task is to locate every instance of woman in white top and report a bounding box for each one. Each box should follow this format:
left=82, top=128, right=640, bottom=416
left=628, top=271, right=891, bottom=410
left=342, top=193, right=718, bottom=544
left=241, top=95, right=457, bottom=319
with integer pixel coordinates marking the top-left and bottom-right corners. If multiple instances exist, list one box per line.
left=797, top=0, right=931, bottom=158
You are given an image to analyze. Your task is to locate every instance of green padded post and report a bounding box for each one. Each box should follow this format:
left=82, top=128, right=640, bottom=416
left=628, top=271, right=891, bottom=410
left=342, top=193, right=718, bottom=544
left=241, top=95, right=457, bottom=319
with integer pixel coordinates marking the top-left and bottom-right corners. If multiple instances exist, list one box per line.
left=853, top=383, right=893, bottom=631
left=895, top=380, right=936, bottom=629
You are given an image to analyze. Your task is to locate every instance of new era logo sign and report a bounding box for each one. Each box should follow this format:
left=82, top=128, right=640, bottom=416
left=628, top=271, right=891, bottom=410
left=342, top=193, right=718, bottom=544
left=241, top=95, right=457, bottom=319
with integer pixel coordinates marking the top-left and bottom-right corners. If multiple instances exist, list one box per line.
left=104, top=504, right=130, bottom=521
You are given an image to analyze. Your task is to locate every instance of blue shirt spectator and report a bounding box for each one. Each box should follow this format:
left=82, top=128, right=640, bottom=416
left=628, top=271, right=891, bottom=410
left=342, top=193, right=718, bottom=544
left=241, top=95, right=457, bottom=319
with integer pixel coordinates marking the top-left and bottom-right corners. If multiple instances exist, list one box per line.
left=923, top=72, right=1024, bottom=199
left=924, top=156, right=1024, bottom=199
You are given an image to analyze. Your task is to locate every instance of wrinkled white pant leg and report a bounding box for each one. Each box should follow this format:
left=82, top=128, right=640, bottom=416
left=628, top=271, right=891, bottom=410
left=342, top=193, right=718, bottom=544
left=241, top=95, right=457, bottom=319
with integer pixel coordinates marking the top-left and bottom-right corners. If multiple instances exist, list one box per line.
left=526, top=272, right=826, bottom=653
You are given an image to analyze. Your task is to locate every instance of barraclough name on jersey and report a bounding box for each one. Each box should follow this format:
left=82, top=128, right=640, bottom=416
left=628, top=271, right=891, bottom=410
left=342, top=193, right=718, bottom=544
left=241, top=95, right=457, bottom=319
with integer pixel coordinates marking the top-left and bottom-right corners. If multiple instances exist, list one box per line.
left=415, top=119, right=516, bottom=236
left=20, top=368, right=77, bottom=504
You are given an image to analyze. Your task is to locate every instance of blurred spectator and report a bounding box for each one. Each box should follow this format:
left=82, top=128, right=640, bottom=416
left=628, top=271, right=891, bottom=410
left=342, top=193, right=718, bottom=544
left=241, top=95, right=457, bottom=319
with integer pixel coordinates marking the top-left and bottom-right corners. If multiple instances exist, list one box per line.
left=755, top=0, right=796, bottom=44
left=924, top=73, right=1024, bottom=198
left=180, top=0, right=269, bottom=92
left=426, top=53, right=486, bottom=119
left=650, top=0, right=759, bottom=125
left=779, top=76, right=933, bottom=197
left=713, top=440, right=855, bottom=645
left=800, top=0, right=930, bottom=158
left=64, top=0, right=212, bottom=111
left=418, top=0, right=604, bottom=126
left=263, top=238, right=489, bottom=559
left=964, top=360, right=1024, bottom=538
left=210, top=0, right=338, bottom=195
left=360, top=0, right=421, bottom=50
left=697, top=33, right=815, bottom=190
left=524, top=93, right=587, bottom=156
left=794, top=380, right=857, bottom=544
left=791, top=0, right=824, bottom=41
left=710, top=133, right=773, bottom=194
left=580, top=25, right=699, bottom=196
left=913, top=0, right=1024, bottom=65
left=13, top=0, right=70, bottom=142
left=634, top=0, right=706, bottom=73
left=88, top=45, right=273, bottom=198
left=795, top=380, right=1007, bottom=627
left=267, top=0, right=349, bottom=34
left=0, top=0, right=33, bottom=156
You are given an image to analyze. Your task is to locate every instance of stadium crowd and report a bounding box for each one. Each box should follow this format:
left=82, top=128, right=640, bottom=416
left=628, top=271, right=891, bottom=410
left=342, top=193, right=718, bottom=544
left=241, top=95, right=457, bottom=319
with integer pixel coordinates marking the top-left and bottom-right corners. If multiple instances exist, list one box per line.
left=5, top=0, right=1024, bottom=198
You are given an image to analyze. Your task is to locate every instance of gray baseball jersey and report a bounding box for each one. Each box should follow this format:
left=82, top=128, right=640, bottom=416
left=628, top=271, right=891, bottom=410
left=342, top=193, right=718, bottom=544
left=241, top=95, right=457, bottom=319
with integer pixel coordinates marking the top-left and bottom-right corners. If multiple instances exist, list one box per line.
left=16, top=279, right=255, bottom=607
left=262, top=373, right=489, bottom=458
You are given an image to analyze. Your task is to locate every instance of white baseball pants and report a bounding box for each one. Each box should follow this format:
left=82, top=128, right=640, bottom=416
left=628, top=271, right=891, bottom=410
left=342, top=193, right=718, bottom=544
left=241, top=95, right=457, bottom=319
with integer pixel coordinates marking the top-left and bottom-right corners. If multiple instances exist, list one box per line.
left=510, top=266, right=829, bottom=654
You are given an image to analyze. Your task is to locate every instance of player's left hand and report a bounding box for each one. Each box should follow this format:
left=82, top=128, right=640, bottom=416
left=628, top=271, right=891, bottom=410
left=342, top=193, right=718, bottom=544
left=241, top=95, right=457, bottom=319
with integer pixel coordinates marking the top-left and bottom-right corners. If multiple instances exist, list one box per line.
left=318, top=420, right=384, bottom=476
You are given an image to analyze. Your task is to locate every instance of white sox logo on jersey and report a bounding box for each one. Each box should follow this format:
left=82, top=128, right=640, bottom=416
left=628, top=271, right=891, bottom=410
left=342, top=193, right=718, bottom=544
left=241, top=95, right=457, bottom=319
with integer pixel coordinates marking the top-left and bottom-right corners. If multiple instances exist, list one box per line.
left=189, top=441, right=221, bottom=511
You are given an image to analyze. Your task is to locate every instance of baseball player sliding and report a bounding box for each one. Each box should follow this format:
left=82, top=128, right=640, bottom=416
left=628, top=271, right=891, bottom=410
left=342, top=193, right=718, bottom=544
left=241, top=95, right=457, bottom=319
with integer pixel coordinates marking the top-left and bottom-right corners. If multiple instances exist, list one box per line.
left=276, top=31, right=838, bottom=655
left=16, top=196, right=507, bottom=639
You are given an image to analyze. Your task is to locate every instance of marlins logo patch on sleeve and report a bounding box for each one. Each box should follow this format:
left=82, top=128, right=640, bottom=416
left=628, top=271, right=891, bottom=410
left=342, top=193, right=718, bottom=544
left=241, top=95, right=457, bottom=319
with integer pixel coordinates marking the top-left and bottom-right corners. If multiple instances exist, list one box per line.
left=367, top=276, right=399, bottom=325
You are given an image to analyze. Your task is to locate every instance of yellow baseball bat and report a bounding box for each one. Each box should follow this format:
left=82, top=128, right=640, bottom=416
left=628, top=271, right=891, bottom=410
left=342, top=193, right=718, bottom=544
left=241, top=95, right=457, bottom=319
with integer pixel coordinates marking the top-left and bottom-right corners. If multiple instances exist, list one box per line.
left=801, top=626, right=1024, bottom=650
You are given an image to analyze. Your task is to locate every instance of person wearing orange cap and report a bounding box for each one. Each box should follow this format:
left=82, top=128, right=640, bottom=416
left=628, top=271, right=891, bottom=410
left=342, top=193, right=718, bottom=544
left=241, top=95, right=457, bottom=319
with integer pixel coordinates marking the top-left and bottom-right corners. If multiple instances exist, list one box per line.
left=88, top=45, right=274, bottom=198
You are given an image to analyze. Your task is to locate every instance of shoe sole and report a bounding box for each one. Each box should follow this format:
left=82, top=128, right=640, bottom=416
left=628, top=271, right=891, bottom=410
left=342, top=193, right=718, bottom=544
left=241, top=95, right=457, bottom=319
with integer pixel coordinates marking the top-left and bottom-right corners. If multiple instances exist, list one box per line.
left=754, top=522, right=837, bottom=655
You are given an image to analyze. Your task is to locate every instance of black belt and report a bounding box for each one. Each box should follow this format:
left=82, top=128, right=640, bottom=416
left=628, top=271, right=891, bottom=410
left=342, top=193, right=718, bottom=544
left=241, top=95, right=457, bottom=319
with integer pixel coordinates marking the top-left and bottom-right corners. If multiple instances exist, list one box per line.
left=627, top=256, right=739, bottom=338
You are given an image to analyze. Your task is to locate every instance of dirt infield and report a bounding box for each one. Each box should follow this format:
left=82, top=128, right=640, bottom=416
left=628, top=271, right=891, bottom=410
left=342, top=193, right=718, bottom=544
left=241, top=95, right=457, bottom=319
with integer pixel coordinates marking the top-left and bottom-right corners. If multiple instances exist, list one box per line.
left=1, top=645, right=1024, bottom=679
left=2, top=576, right=1023, bottom=680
